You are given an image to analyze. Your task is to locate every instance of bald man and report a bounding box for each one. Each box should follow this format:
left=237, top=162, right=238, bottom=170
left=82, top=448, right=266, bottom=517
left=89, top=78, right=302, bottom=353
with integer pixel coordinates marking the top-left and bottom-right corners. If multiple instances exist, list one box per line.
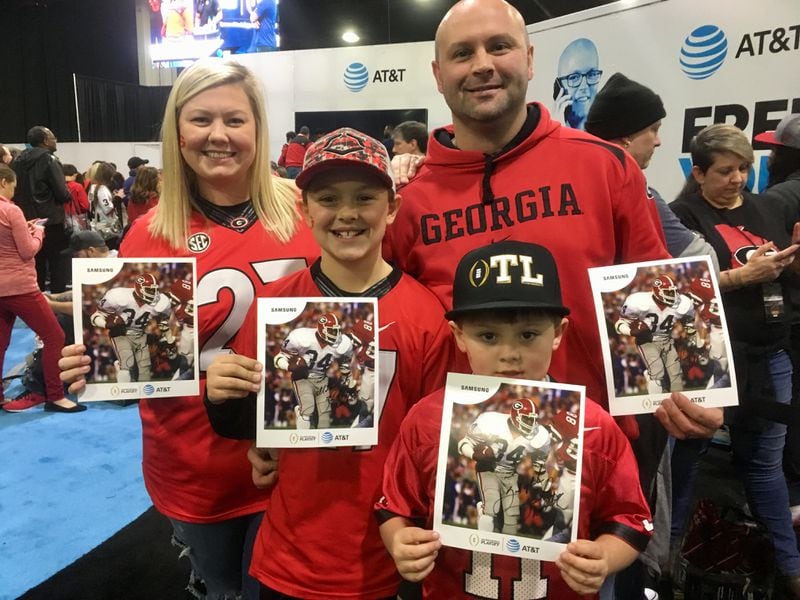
left=385, top=0, right=683, bottom=416
left=554, top=38, right=602, bottom=130
left=384, top=3, right=724, bottom=594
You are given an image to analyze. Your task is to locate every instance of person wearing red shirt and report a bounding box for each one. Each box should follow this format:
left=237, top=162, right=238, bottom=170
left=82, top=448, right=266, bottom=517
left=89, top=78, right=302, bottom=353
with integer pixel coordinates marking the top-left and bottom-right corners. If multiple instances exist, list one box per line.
left=283, top=126, right=311, bottom=179
left=204, top=127, right=452, bottom=599
left=58, top=60, right=318, bottom=600
left=377, top=241, right=652, bottom=599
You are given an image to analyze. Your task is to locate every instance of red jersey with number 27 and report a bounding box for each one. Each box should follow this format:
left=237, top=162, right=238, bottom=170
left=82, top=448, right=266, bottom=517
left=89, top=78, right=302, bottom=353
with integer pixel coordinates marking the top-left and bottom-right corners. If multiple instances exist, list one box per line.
left=377, top=390, right=652, bottom=600
left=121, top=209, right=317, bottom=522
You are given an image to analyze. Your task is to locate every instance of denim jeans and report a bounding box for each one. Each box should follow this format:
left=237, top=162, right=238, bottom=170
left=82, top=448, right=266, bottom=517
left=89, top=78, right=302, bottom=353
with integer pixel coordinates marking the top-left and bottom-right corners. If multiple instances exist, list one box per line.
left=730, top=350, right=800, bottom=577
left=170, top=511, right=263, bottom=600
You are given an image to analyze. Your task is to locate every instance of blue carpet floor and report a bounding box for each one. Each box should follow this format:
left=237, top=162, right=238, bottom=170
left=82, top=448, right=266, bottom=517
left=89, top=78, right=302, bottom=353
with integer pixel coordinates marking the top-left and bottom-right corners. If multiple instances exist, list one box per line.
left=0, top=322, right=151, bottom=600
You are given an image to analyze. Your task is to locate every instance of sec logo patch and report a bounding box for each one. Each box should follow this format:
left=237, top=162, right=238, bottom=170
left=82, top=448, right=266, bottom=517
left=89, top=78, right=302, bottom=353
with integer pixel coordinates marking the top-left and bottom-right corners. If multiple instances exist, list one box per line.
left=187, top=232, right=211, bottom=253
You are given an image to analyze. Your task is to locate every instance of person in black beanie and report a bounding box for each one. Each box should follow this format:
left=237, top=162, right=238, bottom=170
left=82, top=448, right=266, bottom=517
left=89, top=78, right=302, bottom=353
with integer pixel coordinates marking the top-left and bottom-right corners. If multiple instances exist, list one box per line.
left=587, top=74, right=719, bottom=600
left=586, top=73, right=717, bottom=270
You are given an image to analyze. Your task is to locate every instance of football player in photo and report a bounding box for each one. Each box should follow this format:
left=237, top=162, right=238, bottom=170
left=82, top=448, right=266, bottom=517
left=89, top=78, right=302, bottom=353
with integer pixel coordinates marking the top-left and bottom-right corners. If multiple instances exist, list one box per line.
left=90, top=271, right=172, bottom=383
left=547, top=408, right=580, bottom=537
left=614, top=274, right=697, bottom=394
left=273, top=310, right=355, bottom=429
left=348, top=318, right=375, bottom=427
left=686, top=276, right=729, bottom=387
left=165, top=277, right=195, bottom=379
left=458, top=396, right=553, bottom=535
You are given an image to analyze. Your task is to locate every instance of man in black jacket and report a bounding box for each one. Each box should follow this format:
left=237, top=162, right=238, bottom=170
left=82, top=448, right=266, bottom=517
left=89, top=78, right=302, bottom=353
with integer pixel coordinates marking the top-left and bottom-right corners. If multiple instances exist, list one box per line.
left=13, top=126, right=72, bottom=292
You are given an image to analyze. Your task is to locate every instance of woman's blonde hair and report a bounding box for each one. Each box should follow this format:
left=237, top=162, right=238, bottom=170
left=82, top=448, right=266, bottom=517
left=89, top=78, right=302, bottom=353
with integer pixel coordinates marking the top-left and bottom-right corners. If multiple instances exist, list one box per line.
left=150, top=59, right=298, bottom=249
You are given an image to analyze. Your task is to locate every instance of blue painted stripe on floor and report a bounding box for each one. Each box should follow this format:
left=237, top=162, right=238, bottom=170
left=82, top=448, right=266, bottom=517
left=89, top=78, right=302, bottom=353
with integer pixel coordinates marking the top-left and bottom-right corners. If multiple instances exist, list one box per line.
left=0, top=323, right=149, bottom=599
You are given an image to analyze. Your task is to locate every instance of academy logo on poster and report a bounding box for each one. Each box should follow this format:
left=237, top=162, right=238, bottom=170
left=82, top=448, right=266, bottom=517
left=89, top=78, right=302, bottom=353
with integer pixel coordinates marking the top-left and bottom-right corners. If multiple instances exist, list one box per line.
left=679, top=25, right=728, bottom=79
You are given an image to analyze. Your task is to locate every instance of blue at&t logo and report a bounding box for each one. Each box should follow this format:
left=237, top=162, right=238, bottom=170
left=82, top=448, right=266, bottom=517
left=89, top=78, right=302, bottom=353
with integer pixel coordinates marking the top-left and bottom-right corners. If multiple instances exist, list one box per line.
left=344, top=62, right=369, bottom=92
left=506, top=539, right=521, bottom=553
left=680, top=25, right=728, bottom=80
left=321, top=431, right=333, bottom=444
left=142, top=384, right=155, bottom=396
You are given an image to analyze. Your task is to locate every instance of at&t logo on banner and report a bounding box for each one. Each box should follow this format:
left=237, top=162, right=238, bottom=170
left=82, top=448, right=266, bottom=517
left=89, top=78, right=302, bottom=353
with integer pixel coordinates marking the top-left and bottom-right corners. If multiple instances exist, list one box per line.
left=343, top=61, right=407, bottom=92
left=679, top=25, right=728, bottom=80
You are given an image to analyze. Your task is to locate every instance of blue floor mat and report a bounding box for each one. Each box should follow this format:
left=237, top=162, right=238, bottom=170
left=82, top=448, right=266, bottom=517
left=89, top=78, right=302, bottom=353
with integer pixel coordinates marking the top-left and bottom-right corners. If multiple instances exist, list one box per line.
left=0, top=324, right=150, bottom=600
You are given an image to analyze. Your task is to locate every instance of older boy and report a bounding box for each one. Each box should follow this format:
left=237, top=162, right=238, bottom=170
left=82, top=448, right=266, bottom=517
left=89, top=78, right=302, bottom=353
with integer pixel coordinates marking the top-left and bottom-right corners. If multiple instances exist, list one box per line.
left=204, top=127, right=452, bottom=599
left=377, top=241, right=652, bottom=599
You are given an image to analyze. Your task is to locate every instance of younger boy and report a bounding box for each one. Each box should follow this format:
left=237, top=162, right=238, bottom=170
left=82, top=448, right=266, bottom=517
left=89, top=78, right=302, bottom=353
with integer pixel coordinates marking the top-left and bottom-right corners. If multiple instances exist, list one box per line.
left=376, top=240, right=652, bottom=599
left=204, top=127, right=452, bottom=599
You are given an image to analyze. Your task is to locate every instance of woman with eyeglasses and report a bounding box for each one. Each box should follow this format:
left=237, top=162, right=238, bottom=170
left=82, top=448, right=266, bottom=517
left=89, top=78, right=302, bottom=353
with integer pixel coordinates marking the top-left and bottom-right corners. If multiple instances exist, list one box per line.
left=670, top=123, right=800, bottom=598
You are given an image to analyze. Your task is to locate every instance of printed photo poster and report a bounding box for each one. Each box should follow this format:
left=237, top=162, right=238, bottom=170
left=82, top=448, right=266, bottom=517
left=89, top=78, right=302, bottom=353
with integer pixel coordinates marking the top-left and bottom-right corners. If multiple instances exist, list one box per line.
left=434, top=373, right=586, bottom=561
left=256, top=297, right=379, bottom=448
left=589, top=256, right=738, bottom=416
left=72, top=257, right=199, bottom=401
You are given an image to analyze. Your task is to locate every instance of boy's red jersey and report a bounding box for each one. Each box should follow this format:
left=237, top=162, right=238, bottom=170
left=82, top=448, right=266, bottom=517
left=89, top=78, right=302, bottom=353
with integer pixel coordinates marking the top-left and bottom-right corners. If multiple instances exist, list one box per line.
left=233, top=262, right=453, bottom=598
left=377, top=390, right=652, bottom=600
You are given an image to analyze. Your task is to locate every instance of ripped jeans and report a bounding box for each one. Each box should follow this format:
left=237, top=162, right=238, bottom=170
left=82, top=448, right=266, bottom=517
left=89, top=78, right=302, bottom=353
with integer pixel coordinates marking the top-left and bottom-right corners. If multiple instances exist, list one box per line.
left=170, top=512, right=263, bottom=600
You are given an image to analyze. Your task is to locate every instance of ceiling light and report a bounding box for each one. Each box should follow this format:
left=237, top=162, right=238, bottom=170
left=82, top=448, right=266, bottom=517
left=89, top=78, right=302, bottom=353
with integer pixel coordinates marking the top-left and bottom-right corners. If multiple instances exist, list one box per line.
left=342, top=30, right=360, bottom=44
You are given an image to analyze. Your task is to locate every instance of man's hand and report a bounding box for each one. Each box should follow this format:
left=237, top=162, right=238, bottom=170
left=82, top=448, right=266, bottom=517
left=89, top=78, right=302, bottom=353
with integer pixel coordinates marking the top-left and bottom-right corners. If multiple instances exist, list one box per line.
left=247, top=443, right=278, bottom=489
left=390, top=153, right=425, bottom=186
left=206, top=354, right=262, bottom=404
left=654, top=392, right=724, bottom=439
left=59, top=344, right=91, bottom=395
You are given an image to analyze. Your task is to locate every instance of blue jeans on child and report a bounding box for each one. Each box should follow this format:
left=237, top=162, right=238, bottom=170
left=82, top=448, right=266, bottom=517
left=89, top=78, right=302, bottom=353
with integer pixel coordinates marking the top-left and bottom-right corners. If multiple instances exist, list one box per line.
left=170, top=511, right=263, bottom=600
left=730, top=350, right=800, bottom=577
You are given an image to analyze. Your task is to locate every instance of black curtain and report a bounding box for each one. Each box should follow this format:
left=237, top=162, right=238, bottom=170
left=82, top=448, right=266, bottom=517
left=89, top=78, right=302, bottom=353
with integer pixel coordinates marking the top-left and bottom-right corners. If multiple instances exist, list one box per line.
left=0, top=0, right=141, bottom=143
left=75, top=76, right=170, bottom=142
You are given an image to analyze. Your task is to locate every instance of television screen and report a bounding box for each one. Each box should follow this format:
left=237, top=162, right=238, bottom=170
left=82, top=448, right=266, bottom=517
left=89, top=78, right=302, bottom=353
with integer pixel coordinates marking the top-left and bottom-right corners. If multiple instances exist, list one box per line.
left=148, top=0, right=279, bottom=67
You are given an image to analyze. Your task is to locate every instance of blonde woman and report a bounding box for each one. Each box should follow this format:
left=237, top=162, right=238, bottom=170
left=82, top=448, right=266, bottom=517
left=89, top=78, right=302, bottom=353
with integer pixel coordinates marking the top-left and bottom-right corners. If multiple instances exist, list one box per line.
left=60, top=60, right=317, bottom=599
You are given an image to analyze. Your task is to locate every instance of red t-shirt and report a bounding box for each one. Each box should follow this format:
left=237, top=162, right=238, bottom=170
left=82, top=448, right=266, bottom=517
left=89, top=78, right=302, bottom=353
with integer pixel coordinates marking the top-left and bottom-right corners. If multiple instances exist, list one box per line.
left=65, top=180, right=89, bottom=215
left=126, top=194, right=159, bottom=224
left=376, top=390, right=652, bottom=599
left=232, top=263, right=453, bottom=599
left=121, top=206, right=318, bottom=522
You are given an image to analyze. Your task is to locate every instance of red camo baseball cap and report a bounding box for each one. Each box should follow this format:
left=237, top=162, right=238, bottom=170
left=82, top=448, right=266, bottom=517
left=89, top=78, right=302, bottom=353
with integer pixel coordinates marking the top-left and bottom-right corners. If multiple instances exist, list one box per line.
left=295, top=127, right=395, bottom=192
left=754, top=113, right=800, bottom=150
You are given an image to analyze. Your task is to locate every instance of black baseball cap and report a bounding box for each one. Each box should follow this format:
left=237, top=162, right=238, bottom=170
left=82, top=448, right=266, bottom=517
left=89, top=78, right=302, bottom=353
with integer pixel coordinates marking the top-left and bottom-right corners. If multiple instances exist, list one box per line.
left=445, top=241, right=570, bottom=320
left=127, top=156, right=149, bottom=170
left=63, top=230, right=106, bottom=255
